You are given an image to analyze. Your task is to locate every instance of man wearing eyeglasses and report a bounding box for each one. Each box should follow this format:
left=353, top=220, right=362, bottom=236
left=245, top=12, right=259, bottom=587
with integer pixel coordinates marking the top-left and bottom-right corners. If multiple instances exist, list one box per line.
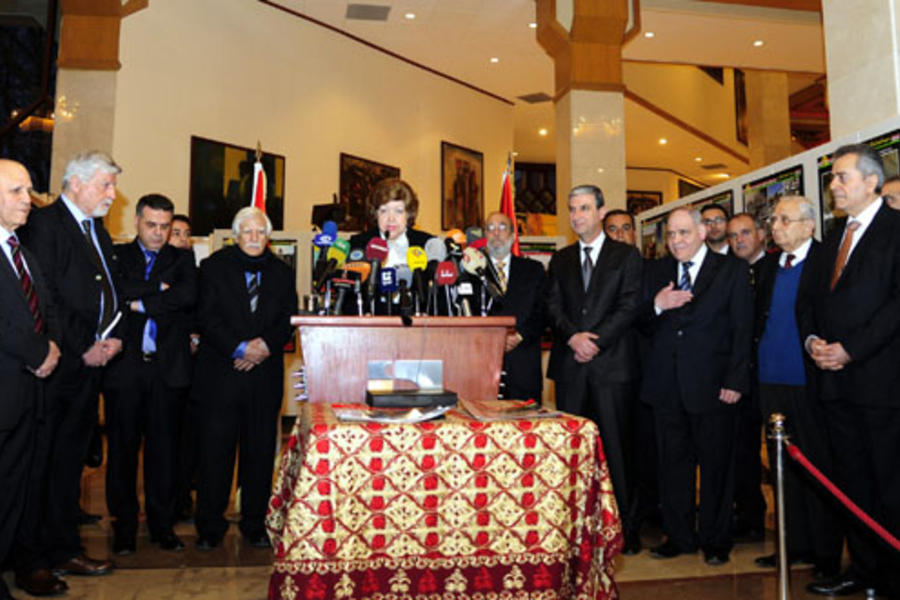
left=752, top=195, right=842, bottom=581
left=483, top=211, right=545, bottom=402
left=701, top=204, right=731, bottom=255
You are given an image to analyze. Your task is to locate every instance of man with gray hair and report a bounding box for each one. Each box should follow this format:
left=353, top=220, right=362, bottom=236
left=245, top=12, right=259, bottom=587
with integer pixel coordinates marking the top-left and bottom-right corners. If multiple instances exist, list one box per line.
left=17, top=151, right=122, bottom=584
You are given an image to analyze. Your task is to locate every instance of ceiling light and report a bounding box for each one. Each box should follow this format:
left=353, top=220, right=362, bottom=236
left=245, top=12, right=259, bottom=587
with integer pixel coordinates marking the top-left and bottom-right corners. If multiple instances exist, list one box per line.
left=538, top=128, right=548, bottom=136
left=753, top=39, right=764, bottom=47
left=404, top=12, right=415, bottom=19
left=644, top=31, right=655, bottom=38
left=694, top=157, right=702, bottom=162
left=658, top=138, right=667, bottom=145
left=528, top=22, right=537, bottom=29
left=490, top=57, right=499, bottom=63
left=712, top=173, right=731, bottom=179
left=597, top=168, right=605, bottom=173
left=512, top=151, right=519, bottom=157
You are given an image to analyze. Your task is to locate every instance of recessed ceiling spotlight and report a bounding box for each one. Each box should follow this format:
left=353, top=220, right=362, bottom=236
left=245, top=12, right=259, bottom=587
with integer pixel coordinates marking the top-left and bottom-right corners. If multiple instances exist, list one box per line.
left=658, top=138, right=668, bottom=145
left=528, top=22, right=537, bottom=29
left=694, top=157, right=702, bottom=162
left=597, top=167, right=605, bottom=174
left=490, top=57, right=499, bottom=64
left=404, top=12, right=415, bottom=19
left=644, top=31, right=655, bottom=38
left=753, top=39, right=764, bottom=47
left=512, top=151, right=519, bottom=157
left=538, top=128, right=548, bottom=136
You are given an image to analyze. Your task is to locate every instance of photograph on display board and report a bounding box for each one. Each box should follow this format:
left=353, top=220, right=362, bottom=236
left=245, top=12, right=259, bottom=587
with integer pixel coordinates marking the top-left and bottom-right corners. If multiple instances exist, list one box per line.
left=339, top=153, right=401, bottom=232
left=627, top=190, right=663, bottom=215
left=742, top=165, right=804, bottom=227
left=818, top=130, right=900, bottom=238
left=640, top=212, right=669, bottom=259
left=690, top=189, right=734, bottom=216
left=441, top=141, right=484, bottom=231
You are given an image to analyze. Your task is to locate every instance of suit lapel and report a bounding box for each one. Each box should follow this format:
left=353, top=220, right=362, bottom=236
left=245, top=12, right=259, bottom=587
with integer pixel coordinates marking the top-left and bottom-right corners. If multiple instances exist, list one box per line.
left=691, top=251, right=721, bottom=298
left=587, top=239, right=617, bottom=294
left=838, top=205, right=886, bottom=287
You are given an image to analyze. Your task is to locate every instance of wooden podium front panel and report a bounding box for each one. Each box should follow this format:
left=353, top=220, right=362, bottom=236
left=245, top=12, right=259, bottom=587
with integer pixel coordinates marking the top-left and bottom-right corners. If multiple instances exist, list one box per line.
left=292, top=316, right=514, bottom=404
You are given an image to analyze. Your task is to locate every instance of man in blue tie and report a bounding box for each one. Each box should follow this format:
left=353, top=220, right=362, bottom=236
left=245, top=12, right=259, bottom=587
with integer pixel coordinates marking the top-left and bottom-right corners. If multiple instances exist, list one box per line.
left=103, top=194, right=197, bottom=555
left=642, top=207, right=752, bottom=566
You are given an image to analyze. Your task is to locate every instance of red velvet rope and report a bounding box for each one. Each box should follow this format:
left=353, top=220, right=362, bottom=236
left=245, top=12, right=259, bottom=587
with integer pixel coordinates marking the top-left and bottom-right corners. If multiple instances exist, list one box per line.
left=785, top=441, right=900, bottom=552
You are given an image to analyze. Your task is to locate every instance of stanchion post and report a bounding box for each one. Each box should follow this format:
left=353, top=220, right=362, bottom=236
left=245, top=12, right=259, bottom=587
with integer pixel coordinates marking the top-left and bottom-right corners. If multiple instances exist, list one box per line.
left=769, top=413, right=791, bottom=600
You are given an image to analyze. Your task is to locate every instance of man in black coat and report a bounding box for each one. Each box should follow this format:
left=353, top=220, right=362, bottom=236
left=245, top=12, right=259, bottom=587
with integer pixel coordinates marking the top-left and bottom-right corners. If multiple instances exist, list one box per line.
left=0, top=159, right=62, bottom=600
left=193, top=207, right=298, bottom=550
left=801, top=144, right=900, bottom=598
left=17, top=151, right=123, bottom=583
left=545, top=184, right=643, bottom=551
left=483, top=211, right=545, bottom=402
left=103, top=194, right=197, bottom=554
left=642, top=207, right=752, bottom=566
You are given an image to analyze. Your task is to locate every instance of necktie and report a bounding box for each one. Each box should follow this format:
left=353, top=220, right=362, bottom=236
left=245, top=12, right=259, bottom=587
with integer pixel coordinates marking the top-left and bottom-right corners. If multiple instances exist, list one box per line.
left=679, top=261, right=694, bottom=291
left=81, top=219, right=116, bottom=333
left=495, top=259, right=507, bottom=293
left=248, top=271, right=260, bottom=313
left=7, top=235, right=44, bottom=333
left=830, top=220, right=860, bottom=290
left=582, top=246, right=593, bottom=291
left=142, top=249, right=158, bottom=353
left=784, top=253, right=795, bottom=269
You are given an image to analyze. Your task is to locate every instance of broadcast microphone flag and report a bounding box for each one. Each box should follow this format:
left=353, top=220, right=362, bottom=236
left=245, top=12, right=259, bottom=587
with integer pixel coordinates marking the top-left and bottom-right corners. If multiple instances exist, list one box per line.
left=251, top=142, right=266, bottom=212
left=500, top=153, right=520, bottom=256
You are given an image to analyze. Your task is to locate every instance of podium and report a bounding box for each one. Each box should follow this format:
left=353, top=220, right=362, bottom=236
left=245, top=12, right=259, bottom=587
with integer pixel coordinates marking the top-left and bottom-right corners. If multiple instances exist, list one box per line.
left=291, top=315, right=515, bottom=404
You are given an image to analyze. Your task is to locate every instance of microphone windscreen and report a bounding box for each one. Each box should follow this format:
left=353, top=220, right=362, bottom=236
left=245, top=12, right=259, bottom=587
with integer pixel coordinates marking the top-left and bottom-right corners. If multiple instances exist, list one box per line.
left=461, top=246, right=487, bottom=275
left=446, top=228, right=466, bottom=246
left=344, top=261, right=371, bottom=282
left=313, top=232, right=335, bottom=248
left=435, top=260, right=459, bottom=286
left=322, top=220, right=338, bottom=238
left=348, top=248, right=365, bottom=262
left=444, top=237, right=463, bottom=259
left=465, top=226, right=484, bottom=246
left=469, top=237, right=488, bottom=250
left=395, top=264, right=412, bottom=287
left=407, top=246, right=427, bottom=271
left=366, top=237, right=389, bottom=262
left=424, top=237, right=447, bottom=262
left=327, top=238, right=350, bottom=267
left=379, top=267, right=398, bottom=292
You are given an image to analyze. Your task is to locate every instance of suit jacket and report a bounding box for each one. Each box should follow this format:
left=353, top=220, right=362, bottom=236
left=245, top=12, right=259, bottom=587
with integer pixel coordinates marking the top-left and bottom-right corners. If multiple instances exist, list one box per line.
left=104, top=242, right=197, bottom=389
left=488, top=255, right=545, bottom=399
left=799, top=205, right=900, bottom=406
left=0, top=242, right=60, bottom=429
left=192, top=245, right=297, bottom=407
left=545, top=238, right=643, bottom=383
left=641, top=252, right=753, bottom=414
left=18, top=199, right=123, bottom=361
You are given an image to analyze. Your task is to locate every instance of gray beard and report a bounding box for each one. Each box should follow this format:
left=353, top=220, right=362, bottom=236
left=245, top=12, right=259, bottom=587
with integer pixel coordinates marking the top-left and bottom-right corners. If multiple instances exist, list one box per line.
left=487, top=239, right=513, bottom=260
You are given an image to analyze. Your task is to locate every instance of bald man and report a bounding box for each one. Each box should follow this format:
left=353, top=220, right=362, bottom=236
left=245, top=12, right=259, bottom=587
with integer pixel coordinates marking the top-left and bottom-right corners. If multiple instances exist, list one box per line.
left=0, top=159, right=63, bottom=598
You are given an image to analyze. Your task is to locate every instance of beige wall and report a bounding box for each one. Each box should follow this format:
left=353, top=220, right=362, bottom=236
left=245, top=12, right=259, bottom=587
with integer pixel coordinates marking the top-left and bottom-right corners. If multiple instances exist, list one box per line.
left=108, top=0, right=513, bottom=238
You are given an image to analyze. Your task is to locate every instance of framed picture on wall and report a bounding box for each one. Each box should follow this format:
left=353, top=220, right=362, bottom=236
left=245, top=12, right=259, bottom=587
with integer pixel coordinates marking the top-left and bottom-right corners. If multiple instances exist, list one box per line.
left=626, top=190, right=662, bottom=215
left=339, top=153, right=400, bottom=232
left=441, top=141, right=483, bottom=230
left=188, top=136, right=285, bottom=236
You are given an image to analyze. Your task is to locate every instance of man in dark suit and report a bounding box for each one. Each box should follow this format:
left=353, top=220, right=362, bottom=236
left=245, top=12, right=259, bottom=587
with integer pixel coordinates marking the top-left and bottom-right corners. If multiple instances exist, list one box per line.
left=103, top=194, right=197, bottom=555
left=751, top=195, right=842, bottom=578
left=545, top=184, right=643, bottom=552
left=701, top=204, right=730, bottom=255
left=193, top=207, right=297, bottom=550
left=801, top=144, right=900, bottom=598
left=642, top=207, right=752, bottom=566
left=483, top=211, right=545, bottom=402
left=0, top=159, right=62, bottom=600
left=17, top=151, right=123, bottom=583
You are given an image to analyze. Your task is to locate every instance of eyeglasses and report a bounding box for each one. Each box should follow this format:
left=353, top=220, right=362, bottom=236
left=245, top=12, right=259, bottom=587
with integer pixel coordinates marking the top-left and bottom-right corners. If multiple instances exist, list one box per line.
left=767, top=215, right=809, bottom=226
left=702, top=217, right=726, bottom=226
left=485, top=223, right=510, bottom=232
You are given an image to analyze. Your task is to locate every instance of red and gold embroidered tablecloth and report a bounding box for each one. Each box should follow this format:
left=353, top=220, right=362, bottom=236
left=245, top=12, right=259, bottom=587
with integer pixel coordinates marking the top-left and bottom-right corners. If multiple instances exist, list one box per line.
left=266, top=404, right=622, bottom=599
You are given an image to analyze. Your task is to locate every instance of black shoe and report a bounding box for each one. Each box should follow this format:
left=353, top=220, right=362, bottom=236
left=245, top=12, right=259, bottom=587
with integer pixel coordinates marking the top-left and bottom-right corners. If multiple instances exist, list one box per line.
left=195, top=534, right=222, bottom=550
left=755, top=553, right=813, bottom=569
left=112, top=532, right=136, bottom=555
left=650, top=539, right=694, bottom=559
left=806, top=574, right=872, bottom=597
left=244, top=532, right=271, bottom=548
left=77, top=509, right=102, bottom=525
left=704, top=549, right=729, bottom=566
left=622, top=530, right=642, bottom=556
left=14, top=568, right=68, bottom=597
left=151, top=530, right=185, bottom=551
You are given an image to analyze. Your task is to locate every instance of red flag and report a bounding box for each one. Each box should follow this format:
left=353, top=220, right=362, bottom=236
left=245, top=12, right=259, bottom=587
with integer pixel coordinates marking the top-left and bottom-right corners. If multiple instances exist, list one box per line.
left=251, top=159, right=266, bottom=212
left=500, top=155, right=520, bottom=256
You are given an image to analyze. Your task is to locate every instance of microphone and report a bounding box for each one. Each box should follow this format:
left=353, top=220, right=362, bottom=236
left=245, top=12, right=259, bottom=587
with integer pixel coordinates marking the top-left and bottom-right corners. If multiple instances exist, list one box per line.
left=461, top=246, right=503, bottom=301
left=456, top=280, right=474, bottom=317
left=465, top=226, right=484, bottom=247
left=343, top=261, right=371, bottom=284
left=407, top=246, right=427, bottom=315
left=365, top=237, right=389, bottom=312
left=379, top=267, right=398, bottom=316
left=395, top=264, right=413, bottom=318
left=435, top=260, right=458, bottom=316
left=446, top=228, right=466, bottom=247
left=313, top=236, right=349, bottom=290
left=311, top=220, right=338, bottom=286
left=424, top=238, right=447, bottom=315
left=330, top=270, right=360, bottom=315
left=348, top=248, right=365, bottom=262
left=445, top=237, right=463, bottom=267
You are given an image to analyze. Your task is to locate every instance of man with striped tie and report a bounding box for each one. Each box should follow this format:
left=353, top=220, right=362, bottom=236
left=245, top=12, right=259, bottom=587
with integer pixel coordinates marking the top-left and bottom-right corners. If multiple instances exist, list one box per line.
left=0, top=159, right=61, bottom=600
left=642, top=207, right=752, bottom=566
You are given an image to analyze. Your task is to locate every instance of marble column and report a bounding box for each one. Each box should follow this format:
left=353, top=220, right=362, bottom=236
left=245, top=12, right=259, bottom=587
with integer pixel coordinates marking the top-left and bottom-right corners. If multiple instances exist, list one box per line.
left=745, top=71, right=792, bottom=169
left=822, top=0, right=900, bottom=139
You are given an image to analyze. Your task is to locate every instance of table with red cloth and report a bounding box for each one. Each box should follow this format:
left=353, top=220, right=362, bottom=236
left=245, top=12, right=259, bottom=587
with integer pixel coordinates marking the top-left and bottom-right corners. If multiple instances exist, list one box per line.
left=266, top=404, right=622, bottom=600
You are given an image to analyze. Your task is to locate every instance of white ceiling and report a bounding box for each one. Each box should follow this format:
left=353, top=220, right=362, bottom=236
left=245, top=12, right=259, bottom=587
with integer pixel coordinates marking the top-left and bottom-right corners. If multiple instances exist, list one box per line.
left=271, top=0, right=826, bottom=185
